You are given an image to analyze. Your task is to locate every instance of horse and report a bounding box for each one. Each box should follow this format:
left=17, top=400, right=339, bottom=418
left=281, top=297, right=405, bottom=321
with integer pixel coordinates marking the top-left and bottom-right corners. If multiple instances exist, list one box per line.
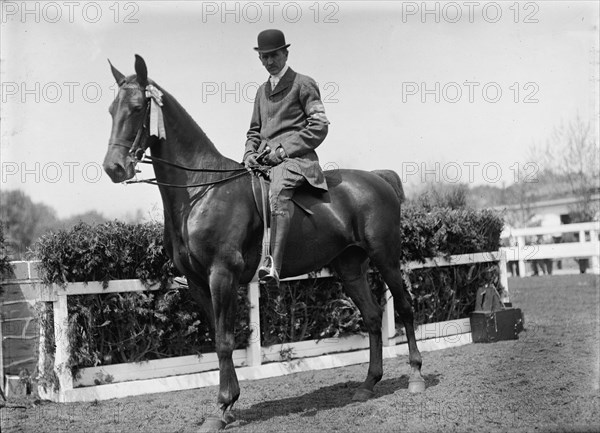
left=103, top=55, right=425, bottom=430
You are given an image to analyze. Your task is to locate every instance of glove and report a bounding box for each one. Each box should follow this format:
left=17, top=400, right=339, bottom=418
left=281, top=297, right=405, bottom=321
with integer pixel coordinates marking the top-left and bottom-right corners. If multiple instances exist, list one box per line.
left=244, top=152, right=260, bottom=168
left=263, top=147, right=285, bottom=166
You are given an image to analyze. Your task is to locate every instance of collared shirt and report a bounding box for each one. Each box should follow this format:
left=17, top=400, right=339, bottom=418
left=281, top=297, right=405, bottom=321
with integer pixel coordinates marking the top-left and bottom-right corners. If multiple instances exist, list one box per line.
left=269, top=64, right=289, bottom=90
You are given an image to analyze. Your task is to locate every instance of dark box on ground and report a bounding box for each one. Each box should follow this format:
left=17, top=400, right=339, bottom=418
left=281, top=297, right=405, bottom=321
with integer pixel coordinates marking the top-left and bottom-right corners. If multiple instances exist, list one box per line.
left=470, top=308, right=524, bottom=343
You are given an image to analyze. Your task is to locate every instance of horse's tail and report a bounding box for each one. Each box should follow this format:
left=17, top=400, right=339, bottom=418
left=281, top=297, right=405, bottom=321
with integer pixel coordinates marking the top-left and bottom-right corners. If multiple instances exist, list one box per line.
left=371, top=169, right=405, bottom=204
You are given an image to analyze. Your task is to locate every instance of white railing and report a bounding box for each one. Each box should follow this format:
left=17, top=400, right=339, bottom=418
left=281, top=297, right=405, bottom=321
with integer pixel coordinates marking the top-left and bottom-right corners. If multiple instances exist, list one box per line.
left=500, top=221, right=600, bottom=277
left=35, top=250, right=509, bottom=403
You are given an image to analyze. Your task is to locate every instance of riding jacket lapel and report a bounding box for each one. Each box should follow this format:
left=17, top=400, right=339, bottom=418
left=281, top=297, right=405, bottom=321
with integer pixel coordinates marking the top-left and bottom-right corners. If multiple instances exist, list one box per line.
left=264, top=68, right=297, bottom=99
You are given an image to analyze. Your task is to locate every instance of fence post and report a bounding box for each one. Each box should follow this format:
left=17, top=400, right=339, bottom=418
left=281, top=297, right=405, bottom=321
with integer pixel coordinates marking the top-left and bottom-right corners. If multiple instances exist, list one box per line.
left=37, top=304, right=47, bottom=389
left=498, top=249, right=511, bottom=305
left=381, top=286, right=396, bottom=347
left=590, top=229, right=600, bottom=274
left=246, top=282, right=262, bottom=367
left=53, top=291, right=73, bottom=398
left=517, top=235, right=526, bottom=278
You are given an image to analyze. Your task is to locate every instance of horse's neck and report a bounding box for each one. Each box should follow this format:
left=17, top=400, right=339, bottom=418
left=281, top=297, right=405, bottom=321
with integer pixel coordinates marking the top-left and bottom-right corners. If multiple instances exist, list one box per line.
left=155, top=88, right=229, bottom=170
left=150, top=86, right=240, bottom=228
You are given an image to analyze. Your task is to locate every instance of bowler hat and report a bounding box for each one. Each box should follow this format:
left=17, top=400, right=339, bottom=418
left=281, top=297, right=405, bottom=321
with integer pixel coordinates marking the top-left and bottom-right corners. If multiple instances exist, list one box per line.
left=254, top=29, right=291, bottom=54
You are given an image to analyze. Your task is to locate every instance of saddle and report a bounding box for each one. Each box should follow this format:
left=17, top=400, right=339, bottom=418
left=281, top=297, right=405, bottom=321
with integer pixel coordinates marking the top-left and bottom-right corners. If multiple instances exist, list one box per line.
left=249, top=170, right=331, bottom=223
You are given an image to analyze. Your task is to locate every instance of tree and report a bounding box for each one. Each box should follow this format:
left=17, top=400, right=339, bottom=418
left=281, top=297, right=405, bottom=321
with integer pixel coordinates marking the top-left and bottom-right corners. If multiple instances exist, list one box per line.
left=0, top=190, right=109, bottom=259
left=407, top=182, right=472, bottom=210
left=60, top=210, right=108, bottom=228
left=531, top=115, right=600, bottom=222
left=0, top=190, right=59, bottom=259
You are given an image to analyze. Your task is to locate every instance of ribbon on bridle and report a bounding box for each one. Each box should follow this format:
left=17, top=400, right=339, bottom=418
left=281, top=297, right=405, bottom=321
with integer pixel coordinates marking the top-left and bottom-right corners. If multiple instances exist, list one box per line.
left=145, top=84, right=166, bottom=140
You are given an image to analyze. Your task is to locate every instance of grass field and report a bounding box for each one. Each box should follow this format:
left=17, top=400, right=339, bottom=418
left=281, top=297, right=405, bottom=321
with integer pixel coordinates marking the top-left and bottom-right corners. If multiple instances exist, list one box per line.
left=2, top=274, right=599, bottom=432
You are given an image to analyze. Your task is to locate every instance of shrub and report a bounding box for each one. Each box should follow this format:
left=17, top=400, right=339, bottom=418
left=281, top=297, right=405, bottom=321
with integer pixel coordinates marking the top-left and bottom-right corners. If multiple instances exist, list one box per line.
left=33, top=208, right=503, bottom=372
left=62, top=287, right=251, bottom=373
left=409, top=262, right=501, bottom=324
left=400, top=203, right=503, bottom=261
left=0, top=222, right=13, bottom=279
left=33, top=221, right=250, bottom=374
left=34, top=221, right=175, bottom=288
left=259, top=272, right=386, bottom=345
left=399, top=203, right=505, bottom=325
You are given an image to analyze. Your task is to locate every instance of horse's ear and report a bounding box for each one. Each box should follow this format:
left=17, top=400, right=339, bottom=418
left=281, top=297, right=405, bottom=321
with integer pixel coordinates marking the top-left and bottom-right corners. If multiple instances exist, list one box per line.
left=108, top=59, right=125, bottom=85
left=134, top=54, right=148, bottom=86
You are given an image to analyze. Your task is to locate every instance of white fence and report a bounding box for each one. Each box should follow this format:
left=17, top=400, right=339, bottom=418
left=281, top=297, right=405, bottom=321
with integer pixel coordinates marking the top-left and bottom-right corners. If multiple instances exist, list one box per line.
left=501, top=221, right=600, bottom=277
left=35, top=251, right=509, bottom=403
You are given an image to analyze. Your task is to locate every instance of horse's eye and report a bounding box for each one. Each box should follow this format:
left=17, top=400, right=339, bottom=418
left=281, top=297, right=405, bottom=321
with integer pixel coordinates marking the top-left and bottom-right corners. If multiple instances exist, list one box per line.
left=132, top=105, right=143, bottom=113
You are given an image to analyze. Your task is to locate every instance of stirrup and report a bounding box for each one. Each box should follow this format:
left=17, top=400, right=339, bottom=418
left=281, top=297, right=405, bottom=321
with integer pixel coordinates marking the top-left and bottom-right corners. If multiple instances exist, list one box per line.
left=174, top=276, right=188, bottom=287
left=258, top=256, right=280, bottom=288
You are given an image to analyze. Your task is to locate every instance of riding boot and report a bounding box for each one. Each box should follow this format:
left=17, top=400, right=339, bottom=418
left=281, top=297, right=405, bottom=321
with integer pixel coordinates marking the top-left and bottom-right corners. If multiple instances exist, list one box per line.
left=258, top=197, right=293, bottom=289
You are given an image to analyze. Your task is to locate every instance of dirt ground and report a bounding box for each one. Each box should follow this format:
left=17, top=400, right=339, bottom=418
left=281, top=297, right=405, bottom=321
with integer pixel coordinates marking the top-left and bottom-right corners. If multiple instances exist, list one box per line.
left=2, top=274, right=599, bottom=433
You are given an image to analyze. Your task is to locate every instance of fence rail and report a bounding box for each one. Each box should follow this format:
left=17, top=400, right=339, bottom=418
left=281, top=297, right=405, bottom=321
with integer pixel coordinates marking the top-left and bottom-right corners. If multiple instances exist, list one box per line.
left=9, top=251, right=508, bottom=402
left=500, top=221, right=600, bottom=277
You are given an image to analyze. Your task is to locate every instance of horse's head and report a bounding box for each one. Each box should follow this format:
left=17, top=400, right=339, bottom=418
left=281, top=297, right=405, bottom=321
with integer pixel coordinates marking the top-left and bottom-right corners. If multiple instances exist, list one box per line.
left=103, top=55, right=154, bottom=183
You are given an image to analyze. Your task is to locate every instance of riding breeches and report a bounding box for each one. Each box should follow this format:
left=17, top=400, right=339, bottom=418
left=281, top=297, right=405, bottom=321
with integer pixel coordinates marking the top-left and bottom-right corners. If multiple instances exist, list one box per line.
left=269, top=160, right=305, bottom=214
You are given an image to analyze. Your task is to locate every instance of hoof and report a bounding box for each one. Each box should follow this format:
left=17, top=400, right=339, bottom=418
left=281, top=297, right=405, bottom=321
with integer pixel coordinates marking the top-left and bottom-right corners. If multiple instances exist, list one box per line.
left=199, top=416, right=226, bottom=432
left=223, top=411, right=236, bottom=425
left=408, top=377, right=426, bottom=393
left=352, top=388, right=375, bottom=402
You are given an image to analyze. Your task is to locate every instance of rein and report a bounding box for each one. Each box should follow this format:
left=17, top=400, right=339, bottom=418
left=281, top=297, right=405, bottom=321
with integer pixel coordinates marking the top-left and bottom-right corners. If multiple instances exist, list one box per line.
left=126, top=170, right=251, bottom=188
left=126, top=155, right=252, bottom=188
left=138, top=155, right=247, bottom=173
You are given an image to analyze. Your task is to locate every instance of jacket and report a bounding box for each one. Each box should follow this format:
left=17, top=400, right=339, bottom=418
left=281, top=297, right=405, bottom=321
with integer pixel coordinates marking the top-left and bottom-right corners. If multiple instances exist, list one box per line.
left=244, top=67, right=329, bottom=191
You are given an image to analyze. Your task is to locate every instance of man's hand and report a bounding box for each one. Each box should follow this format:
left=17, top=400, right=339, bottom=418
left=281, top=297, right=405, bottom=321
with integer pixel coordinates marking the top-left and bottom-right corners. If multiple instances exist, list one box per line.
left=263, top=147, right=285, bottom=166
left=244, top=152, right=260, bottom=168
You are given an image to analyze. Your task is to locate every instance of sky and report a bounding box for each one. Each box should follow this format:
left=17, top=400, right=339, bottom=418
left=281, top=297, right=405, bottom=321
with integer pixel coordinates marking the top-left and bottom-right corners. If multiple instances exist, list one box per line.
left=1, top=1, right=598, bottom=220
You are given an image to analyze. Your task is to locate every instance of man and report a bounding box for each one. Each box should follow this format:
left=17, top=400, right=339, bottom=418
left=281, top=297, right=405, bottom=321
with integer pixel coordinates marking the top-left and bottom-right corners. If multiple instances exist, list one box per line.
left=244, top=29, right=329, bottom=289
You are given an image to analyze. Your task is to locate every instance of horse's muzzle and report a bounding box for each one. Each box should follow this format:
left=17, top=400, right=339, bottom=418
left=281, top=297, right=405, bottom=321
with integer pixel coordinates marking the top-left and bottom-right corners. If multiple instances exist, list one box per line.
left=103, top=144, right=135, bottom=183
left=103, top=160, right=135, bottom=183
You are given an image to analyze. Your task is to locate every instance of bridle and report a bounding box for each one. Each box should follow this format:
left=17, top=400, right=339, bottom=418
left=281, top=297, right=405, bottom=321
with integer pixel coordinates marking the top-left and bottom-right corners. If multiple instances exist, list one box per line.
left=110, top=83, right=250, bottom=188
left=108, top=93, right=151, bottom=161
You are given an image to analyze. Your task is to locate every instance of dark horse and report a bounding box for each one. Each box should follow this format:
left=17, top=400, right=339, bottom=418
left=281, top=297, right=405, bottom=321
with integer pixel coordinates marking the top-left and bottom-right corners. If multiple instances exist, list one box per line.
left=103, top=55, right=425, bottom=430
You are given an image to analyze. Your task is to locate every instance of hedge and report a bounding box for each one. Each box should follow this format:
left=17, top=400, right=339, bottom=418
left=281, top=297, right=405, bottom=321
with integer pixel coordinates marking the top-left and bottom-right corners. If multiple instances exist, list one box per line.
left=34, top=221, right=175, bottom=289
left=32, top=205, right=503, bottom=375
left=0, top=222, right=13, bottom=280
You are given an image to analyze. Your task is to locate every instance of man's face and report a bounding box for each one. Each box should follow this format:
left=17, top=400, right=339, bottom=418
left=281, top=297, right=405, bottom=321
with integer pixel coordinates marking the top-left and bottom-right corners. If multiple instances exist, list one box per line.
left=259, top=49, right=288, bottom=76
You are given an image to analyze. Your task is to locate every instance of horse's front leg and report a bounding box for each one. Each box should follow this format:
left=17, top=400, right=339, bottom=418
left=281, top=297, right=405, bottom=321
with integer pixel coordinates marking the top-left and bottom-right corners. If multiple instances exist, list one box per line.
left=201, top=261, right=241, bottom=431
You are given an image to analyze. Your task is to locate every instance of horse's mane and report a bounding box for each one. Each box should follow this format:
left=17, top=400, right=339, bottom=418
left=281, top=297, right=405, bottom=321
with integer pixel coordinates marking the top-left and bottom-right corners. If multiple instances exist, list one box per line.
left=123, top=75, right=218, bottom=153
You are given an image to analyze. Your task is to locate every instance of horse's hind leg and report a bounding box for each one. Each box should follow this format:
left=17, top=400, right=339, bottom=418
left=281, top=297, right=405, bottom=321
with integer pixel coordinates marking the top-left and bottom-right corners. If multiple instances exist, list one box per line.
left=377, top=264, right=425, bottom=393
left=332, top=247, right=383, bottom=402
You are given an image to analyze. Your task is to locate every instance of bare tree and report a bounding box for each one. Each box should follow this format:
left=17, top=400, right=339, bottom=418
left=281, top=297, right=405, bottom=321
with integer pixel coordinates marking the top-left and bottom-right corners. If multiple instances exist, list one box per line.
left=530, top=115, right=600, bottom=222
